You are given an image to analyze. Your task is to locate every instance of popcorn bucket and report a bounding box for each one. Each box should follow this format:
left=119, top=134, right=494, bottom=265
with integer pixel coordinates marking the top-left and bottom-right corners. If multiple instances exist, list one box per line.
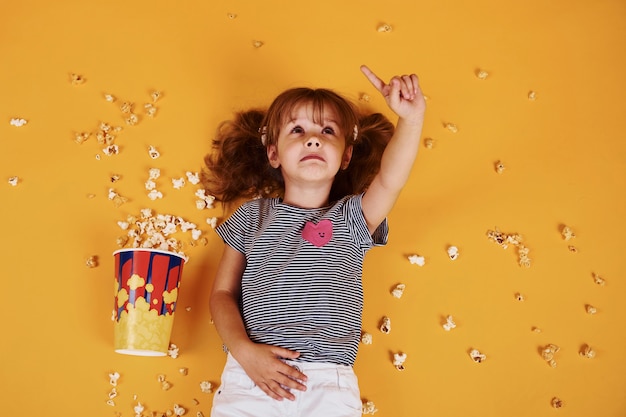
left=113, top=248, right=186, bottom=356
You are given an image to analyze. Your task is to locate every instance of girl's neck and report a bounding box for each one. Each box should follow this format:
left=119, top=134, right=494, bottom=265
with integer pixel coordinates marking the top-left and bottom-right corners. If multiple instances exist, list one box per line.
left=281, top=186, right=331, bottom=209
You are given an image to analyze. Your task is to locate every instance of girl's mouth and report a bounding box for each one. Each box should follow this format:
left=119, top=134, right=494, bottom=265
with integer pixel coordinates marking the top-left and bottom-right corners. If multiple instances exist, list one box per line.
left=300, top=155, right=324, bottom=162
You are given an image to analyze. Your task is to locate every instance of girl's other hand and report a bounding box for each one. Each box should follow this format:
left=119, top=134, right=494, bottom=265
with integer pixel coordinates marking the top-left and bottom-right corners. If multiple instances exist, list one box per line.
left=234, top=342, right=308, bottom=401
left=360, top=65, right=426, bottom=123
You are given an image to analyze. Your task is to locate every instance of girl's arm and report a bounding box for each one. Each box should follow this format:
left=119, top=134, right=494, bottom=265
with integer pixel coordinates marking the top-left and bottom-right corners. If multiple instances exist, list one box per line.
left=359, top=65, right=426, bottom=234
left=210, top=244, right=307, bottom=401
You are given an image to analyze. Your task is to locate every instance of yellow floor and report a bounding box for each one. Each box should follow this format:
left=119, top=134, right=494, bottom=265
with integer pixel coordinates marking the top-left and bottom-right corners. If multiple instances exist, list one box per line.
left=1, top=1, right=624, bottom=416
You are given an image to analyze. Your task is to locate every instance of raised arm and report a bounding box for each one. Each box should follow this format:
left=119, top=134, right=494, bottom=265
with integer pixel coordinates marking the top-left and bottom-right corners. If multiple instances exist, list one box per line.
left=359, top=65, right=426, bottom=234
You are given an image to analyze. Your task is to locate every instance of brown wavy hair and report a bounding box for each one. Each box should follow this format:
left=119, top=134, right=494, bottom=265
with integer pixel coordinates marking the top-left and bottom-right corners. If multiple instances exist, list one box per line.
left=202, top=87, right=394, bottom=203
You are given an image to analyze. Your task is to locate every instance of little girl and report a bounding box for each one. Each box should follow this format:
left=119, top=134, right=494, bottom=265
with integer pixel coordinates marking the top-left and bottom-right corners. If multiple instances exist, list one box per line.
left=203, top=65, right=426, bottom=417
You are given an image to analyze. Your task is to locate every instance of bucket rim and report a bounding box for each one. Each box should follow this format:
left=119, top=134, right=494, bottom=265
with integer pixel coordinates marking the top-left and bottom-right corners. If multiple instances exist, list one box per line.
left=112, top=248, right=186, bottom=261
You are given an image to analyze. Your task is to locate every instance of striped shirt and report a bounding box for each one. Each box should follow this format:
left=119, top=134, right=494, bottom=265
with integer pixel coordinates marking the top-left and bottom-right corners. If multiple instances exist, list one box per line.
left=216, top=194, right=388, bottom=366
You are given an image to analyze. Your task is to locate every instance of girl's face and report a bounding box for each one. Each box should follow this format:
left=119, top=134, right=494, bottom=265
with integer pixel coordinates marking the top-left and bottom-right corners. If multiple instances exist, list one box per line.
left=267, top=102, right=353, bottom=190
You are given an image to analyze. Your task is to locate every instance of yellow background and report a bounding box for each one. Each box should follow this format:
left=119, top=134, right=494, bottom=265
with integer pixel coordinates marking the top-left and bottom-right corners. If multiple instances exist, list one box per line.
left=1, top=0, right=625, bottom=416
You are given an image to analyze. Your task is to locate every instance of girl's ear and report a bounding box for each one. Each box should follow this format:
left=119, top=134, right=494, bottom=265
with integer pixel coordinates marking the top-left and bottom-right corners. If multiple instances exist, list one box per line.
left=341, top=145, right=353, bottom=170
left=267, top=144, right=281, bottom=168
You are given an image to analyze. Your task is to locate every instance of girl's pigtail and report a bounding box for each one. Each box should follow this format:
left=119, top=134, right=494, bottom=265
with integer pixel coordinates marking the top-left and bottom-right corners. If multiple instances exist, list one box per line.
left=331, top=112, right=394, bottom=201
left=202, top=110, right=281, bottom=202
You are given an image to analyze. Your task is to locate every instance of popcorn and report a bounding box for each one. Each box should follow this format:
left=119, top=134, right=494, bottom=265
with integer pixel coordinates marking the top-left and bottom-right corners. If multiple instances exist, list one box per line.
left=568, top=245, right=578, bottom=253
left=561, top=225, right=575, bottom=240
left=200, top=381, right=213, bottom=393
left=86, top=256, right=98, bottom=268
left=377, top=23, right=393, bottom=32
left=393, top=352, right=407, bottom=371
left=145, top=180, right=157, bottom=190
left=528, top=91, right=537, bottom=101
left=442, top=315, right=456, bottom=331
left=580, top=344, right=596, bottom=359
left=9, top=118, right=28, bottom=127
left=144, top=103, right=158, bottom=118
left=206, top=217, right=218, bottom=229
left=408, top=254, right=425, bottom=266
left=379, top=316, right=391, bottom=334
left=149, top=168, right=161, bottom=180
left=227, top=12, right=237, bottom=19
left=134, top=402, right=145, bottom=417
left=126, top=113, right=139, bottom=126
left=195, top=189, right=216, bottom=210
left=469, top=349, right=486, bottom=363
left=74, top=131, right=91, bottom=144
left=391, top=283, right=406, bottom=298
left=495, top=160, right=505, bottom=174
left=108, top=387, right=118, bottom=399
left=148, top=145, right=161, bottom=159
left=447, top=246, right=459, bottom=260
left=252, top=40, right=264, bottom=48
left=359, top=93, right=371, bottom=102
left=585, top=304, right=597, bottom=315
left=104, top=93, right=116, bottom=102
left=186, top=171, right=201, bottom=185
left=444, top=122, right=458, bottom=133
left=179, top=367, right=188, bottom=376
left=487, top=228, right=530, bottom=267
left=168, top=343, right=179, bottom=358
left=103, top=144, right=120, bottom=156
left=551, top=397, right=563, bottom=409
left=109, top=371, right=121, bottom=386
left=151, top=90, right=162, bottom=102
left=592, top=273, right=605, bottom=286
left=361, top=332, right=373, bottom=345
left=69, top=73, right=85, bottom=85
left=531, top=327, right=542, bottom=333
left=173, top=404, right=186, bottom=416
left=8, top=176, right=19, bottom=186
left=515, top=292, right=525, bottom=301
left=120, top=102, right=133, bottom=114
left=172, top=177, right=186, bottom=189
left=362, top=400, right=378, bottom=415
left=110, top=174, right=121, bottom=183
left=475, top=69, right=489, bottom=79
left=108, top=188, right=128, bottom=207
left=541, top=344, right=560, bottom=368
left=424, top=137, right=434, bottom=149
left=148, top=189, right=164, bottom=200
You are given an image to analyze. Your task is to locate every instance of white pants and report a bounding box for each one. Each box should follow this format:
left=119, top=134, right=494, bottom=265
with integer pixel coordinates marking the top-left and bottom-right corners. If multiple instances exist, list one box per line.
left=211, top=353, right=362, bottom=417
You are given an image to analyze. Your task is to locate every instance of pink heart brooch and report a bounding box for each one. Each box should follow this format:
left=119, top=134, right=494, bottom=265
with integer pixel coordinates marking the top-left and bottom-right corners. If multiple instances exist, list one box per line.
left=301, top=219, right=333, bottom=247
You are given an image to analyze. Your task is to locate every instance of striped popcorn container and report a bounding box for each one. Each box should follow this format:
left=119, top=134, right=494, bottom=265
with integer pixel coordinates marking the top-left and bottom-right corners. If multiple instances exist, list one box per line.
left=113, top=248, right=186, bottom=356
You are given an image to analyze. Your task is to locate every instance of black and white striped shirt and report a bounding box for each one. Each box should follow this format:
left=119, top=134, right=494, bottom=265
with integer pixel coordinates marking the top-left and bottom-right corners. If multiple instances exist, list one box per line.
left=216, top=194, right=388, bottom=366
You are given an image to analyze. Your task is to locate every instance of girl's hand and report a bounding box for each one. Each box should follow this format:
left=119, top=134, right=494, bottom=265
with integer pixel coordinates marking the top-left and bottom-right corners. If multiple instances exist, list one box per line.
left=234, top=342, right=308, bottom=401
left=360, top=65, right=426, bottom=123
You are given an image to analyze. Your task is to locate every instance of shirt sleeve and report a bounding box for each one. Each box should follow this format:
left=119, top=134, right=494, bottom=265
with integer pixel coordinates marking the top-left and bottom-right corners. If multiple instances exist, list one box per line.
left=215, top=203, right=249, bottom=255
left=344, top=194, right=389, bottom=249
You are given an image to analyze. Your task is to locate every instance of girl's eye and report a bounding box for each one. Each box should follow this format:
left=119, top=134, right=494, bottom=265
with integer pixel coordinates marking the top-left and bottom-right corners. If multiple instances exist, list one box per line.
left=290, top=126, right=304, bottom=134
left=322, top=127, right=335, bottom=135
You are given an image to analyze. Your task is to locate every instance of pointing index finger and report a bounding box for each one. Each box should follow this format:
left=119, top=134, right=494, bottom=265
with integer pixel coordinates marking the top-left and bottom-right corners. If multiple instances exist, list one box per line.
left=360, top=65, right=386, bottom=93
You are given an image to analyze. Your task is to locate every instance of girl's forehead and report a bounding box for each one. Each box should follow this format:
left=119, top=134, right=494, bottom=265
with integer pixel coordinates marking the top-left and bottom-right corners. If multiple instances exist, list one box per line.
left=286, top=101, right=339, bottom=124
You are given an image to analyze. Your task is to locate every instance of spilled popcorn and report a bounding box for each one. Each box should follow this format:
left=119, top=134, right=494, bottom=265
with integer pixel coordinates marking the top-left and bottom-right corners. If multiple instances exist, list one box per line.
left=486, top=228, right=531, bottom=267
left=442, top=315, right=456, bottom=331
left=9, top=118, right=28, bottom=127
left=408, top=254, right=425, bottom=266
left=580, top=344, right=596, bottom=359
left=8, top=176, right=19, bottom=186
left=469, top=349, right=486, bottom=363
left=391, top=283, right=406, bottom=298
left=393, top=352, right=407, bottom=371
left=379, top=316, right=391, bottom=334
left=361, top=332, right=373, bottom=345
left=362, top=400, right=378, bottom=415
left=541, top=344, right=560, bottom=368
left=447, top=246, right=459, bottom=260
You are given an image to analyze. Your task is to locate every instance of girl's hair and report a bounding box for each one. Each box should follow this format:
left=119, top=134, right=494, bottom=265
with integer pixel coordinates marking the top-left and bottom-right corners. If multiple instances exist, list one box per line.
left=202, top=87, right=394, bottom=203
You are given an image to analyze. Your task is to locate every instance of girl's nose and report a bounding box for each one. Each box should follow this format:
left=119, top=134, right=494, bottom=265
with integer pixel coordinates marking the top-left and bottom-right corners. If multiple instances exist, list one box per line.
left=306, top=136, right=321, bottom=147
